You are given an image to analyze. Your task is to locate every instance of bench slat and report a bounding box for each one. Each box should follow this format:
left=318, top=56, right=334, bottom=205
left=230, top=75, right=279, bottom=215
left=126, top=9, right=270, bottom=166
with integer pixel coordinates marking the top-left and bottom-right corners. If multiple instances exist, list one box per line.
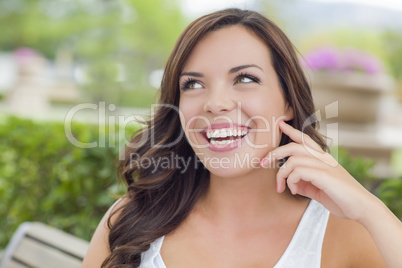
left=13, top=237, right=82, bottom=268
left=3, top=260, right=28, bottom=268
left=25, top=222, right=88, bottom=259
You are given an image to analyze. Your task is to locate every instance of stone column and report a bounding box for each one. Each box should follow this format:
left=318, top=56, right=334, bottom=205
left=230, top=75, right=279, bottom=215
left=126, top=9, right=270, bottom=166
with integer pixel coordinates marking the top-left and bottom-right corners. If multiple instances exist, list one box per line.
left=6, top=48, right=50, bottom=118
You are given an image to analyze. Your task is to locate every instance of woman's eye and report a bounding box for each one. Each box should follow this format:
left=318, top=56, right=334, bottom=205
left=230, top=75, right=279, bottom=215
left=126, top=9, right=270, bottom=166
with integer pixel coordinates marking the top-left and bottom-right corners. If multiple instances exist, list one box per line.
left=181, top=79, right=202, bottom=90
left=187, top=81, right=202, bottom=89
left=235, top=76, right=253, bottom=84
left=234, top=73, right=260, bottom=85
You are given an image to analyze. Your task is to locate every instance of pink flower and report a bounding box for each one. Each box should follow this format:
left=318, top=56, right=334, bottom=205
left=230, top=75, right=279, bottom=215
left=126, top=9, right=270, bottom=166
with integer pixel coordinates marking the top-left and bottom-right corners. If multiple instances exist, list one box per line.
left=301, top=46, right=383, bottom=75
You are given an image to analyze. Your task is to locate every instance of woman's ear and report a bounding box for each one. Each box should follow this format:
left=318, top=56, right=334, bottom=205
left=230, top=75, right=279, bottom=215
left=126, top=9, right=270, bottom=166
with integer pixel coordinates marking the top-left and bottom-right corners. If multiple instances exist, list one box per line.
left=284, top=103, right=294, bottom=121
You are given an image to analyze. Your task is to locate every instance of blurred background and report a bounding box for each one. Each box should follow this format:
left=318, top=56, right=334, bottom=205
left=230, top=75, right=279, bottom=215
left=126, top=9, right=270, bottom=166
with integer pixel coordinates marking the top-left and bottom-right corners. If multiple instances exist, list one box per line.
left=0, top=0, right=401, bottom=249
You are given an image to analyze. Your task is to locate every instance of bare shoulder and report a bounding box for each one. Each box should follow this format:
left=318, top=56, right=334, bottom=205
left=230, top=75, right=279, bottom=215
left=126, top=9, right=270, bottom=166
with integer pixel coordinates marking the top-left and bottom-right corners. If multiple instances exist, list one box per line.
left=322, top=213, right=386, bottom=268
left=81, top=198, right=129, bottom=268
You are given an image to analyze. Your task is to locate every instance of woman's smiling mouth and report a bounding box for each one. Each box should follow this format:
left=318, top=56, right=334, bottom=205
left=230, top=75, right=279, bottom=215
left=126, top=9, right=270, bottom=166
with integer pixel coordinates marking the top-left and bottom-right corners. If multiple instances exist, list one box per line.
left=201, top=123, right=251, bottom=152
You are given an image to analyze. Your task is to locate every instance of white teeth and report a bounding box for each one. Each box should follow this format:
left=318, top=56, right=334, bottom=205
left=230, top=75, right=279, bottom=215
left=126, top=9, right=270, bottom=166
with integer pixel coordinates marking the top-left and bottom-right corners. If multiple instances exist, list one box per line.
left=206, top=128, right=248, bottom=138
left=212, top=130, right=220, bottom=138
left=210, top=137, right=242, bottom=145
left=205, top=128, right=249, bottom=145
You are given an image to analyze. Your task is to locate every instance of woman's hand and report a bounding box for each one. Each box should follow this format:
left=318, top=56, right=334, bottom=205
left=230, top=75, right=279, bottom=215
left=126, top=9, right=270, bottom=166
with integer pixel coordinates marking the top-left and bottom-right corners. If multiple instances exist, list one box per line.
left=260, top=120, right=402, bottom=267
left=260, top=120, right=375, bottom=222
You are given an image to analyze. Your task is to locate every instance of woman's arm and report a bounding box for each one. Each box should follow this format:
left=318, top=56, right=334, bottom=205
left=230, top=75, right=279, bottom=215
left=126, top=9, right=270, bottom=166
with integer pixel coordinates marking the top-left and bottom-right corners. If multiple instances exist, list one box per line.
left=260, top=120, right=402, bottom=267
left=82, top=198, right=126, bottom=268
left=358, top=193, right=402, bottom=267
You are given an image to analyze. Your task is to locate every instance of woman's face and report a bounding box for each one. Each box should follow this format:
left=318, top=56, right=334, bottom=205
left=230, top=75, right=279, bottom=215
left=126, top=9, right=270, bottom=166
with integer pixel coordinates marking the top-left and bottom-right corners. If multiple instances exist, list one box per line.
left=178, top=25, right=293, bottom=178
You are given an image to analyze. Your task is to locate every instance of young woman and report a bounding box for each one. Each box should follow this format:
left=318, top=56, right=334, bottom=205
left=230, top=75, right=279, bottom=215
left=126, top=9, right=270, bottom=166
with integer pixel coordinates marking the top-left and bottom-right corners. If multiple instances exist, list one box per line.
left=82, top=8, right=402, bottom=268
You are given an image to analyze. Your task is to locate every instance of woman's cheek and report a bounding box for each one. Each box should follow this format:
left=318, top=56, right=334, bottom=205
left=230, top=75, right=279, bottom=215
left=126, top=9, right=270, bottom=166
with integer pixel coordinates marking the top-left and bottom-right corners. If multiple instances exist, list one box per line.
left=179, top=111, right=199, bottom=146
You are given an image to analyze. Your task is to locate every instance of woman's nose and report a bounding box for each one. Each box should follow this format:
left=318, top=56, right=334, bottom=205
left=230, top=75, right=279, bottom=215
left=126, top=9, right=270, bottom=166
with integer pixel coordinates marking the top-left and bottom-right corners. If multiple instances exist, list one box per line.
left=203, top=86, right=236, bottom=114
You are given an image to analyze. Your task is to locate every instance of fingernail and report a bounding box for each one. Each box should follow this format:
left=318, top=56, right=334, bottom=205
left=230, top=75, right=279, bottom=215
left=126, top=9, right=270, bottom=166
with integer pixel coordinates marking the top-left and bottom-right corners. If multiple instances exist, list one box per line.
left=260, top=157, right=270, bottom=168
left=279, top=120, right=285, bottom=125
left=276, top=184, right=279, bottom=193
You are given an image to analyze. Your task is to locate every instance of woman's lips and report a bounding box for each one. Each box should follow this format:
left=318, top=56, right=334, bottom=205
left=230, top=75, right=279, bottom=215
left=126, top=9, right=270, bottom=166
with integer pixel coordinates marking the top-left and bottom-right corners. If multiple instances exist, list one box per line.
left=200, top=123, right=251, bottom=152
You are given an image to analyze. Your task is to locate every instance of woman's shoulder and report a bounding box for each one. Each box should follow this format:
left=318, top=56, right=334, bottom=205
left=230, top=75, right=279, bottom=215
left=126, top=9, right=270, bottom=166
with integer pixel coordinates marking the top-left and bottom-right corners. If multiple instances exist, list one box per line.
left=322, top=213, right=386, bottom=267
left=81, top=197, right=130, bottom=267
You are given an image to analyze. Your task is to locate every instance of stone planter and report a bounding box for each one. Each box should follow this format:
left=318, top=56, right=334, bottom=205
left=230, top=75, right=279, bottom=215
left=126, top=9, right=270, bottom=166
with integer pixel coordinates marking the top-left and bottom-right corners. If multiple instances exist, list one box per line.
left=310, top=72, right=394, bottom=124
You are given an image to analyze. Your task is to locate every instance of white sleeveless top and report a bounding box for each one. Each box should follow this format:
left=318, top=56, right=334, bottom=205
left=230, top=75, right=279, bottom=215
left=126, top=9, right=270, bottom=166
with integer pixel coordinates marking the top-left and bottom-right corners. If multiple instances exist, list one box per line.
left=139, top=199, right=329, bottom=268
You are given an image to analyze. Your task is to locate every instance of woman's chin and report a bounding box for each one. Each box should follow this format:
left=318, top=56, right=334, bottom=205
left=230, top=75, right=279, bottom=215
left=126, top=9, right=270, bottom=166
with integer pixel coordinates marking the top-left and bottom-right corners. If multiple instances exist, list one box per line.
left=204, top=162, right=260, bottom=179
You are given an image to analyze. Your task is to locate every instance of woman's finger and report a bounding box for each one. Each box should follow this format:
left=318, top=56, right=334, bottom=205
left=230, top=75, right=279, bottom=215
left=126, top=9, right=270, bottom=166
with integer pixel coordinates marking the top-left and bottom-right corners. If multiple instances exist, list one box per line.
left=276, top=156, right=324, bottom=193
left=285, top=166, right=328, bottom=196
left=278, top=120, right=323, bottom=152
left=260, top=141, right=327, bottom=168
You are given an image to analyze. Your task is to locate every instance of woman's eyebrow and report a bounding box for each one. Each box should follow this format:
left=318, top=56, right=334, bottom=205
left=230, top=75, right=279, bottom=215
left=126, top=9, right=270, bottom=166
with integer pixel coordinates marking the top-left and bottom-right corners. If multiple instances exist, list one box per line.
left=180, top=71, right=204, bottom=78
left=229, top=64, right=263, bottom=73
left=179, top=64, right=263, bottom=78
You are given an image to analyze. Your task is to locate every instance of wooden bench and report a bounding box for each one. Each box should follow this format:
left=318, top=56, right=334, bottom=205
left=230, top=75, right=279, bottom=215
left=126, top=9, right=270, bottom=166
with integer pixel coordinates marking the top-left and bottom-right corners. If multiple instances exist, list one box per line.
left=0, top=222, right=89, bottom=268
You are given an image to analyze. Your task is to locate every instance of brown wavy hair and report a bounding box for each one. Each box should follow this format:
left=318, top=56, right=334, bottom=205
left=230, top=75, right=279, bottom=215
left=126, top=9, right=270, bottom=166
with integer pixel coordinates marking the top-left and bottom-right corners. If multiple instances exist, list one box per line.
left=102, top=8, right=327, bottom=267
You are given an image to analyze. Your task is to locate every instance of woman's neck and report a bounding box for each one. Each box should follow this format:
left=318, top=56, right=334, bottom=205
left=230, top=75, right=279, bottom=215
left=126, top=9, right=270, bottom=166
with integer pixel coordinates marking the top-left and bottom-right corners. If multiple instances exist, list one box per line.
left=195, top=167, right=306, bottom=232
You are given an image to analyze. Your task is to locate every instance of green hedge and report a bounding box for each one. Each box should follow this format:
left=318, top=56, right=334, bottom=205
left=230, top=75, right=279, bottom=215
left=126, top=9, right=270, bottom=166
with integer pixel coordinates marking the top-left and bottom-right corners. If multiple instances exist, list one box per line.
left=335, top=147, right=402, bottom=219
left=0, top=116, right=138, bottom=248
left=0, top=116, right=401, bottom=248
